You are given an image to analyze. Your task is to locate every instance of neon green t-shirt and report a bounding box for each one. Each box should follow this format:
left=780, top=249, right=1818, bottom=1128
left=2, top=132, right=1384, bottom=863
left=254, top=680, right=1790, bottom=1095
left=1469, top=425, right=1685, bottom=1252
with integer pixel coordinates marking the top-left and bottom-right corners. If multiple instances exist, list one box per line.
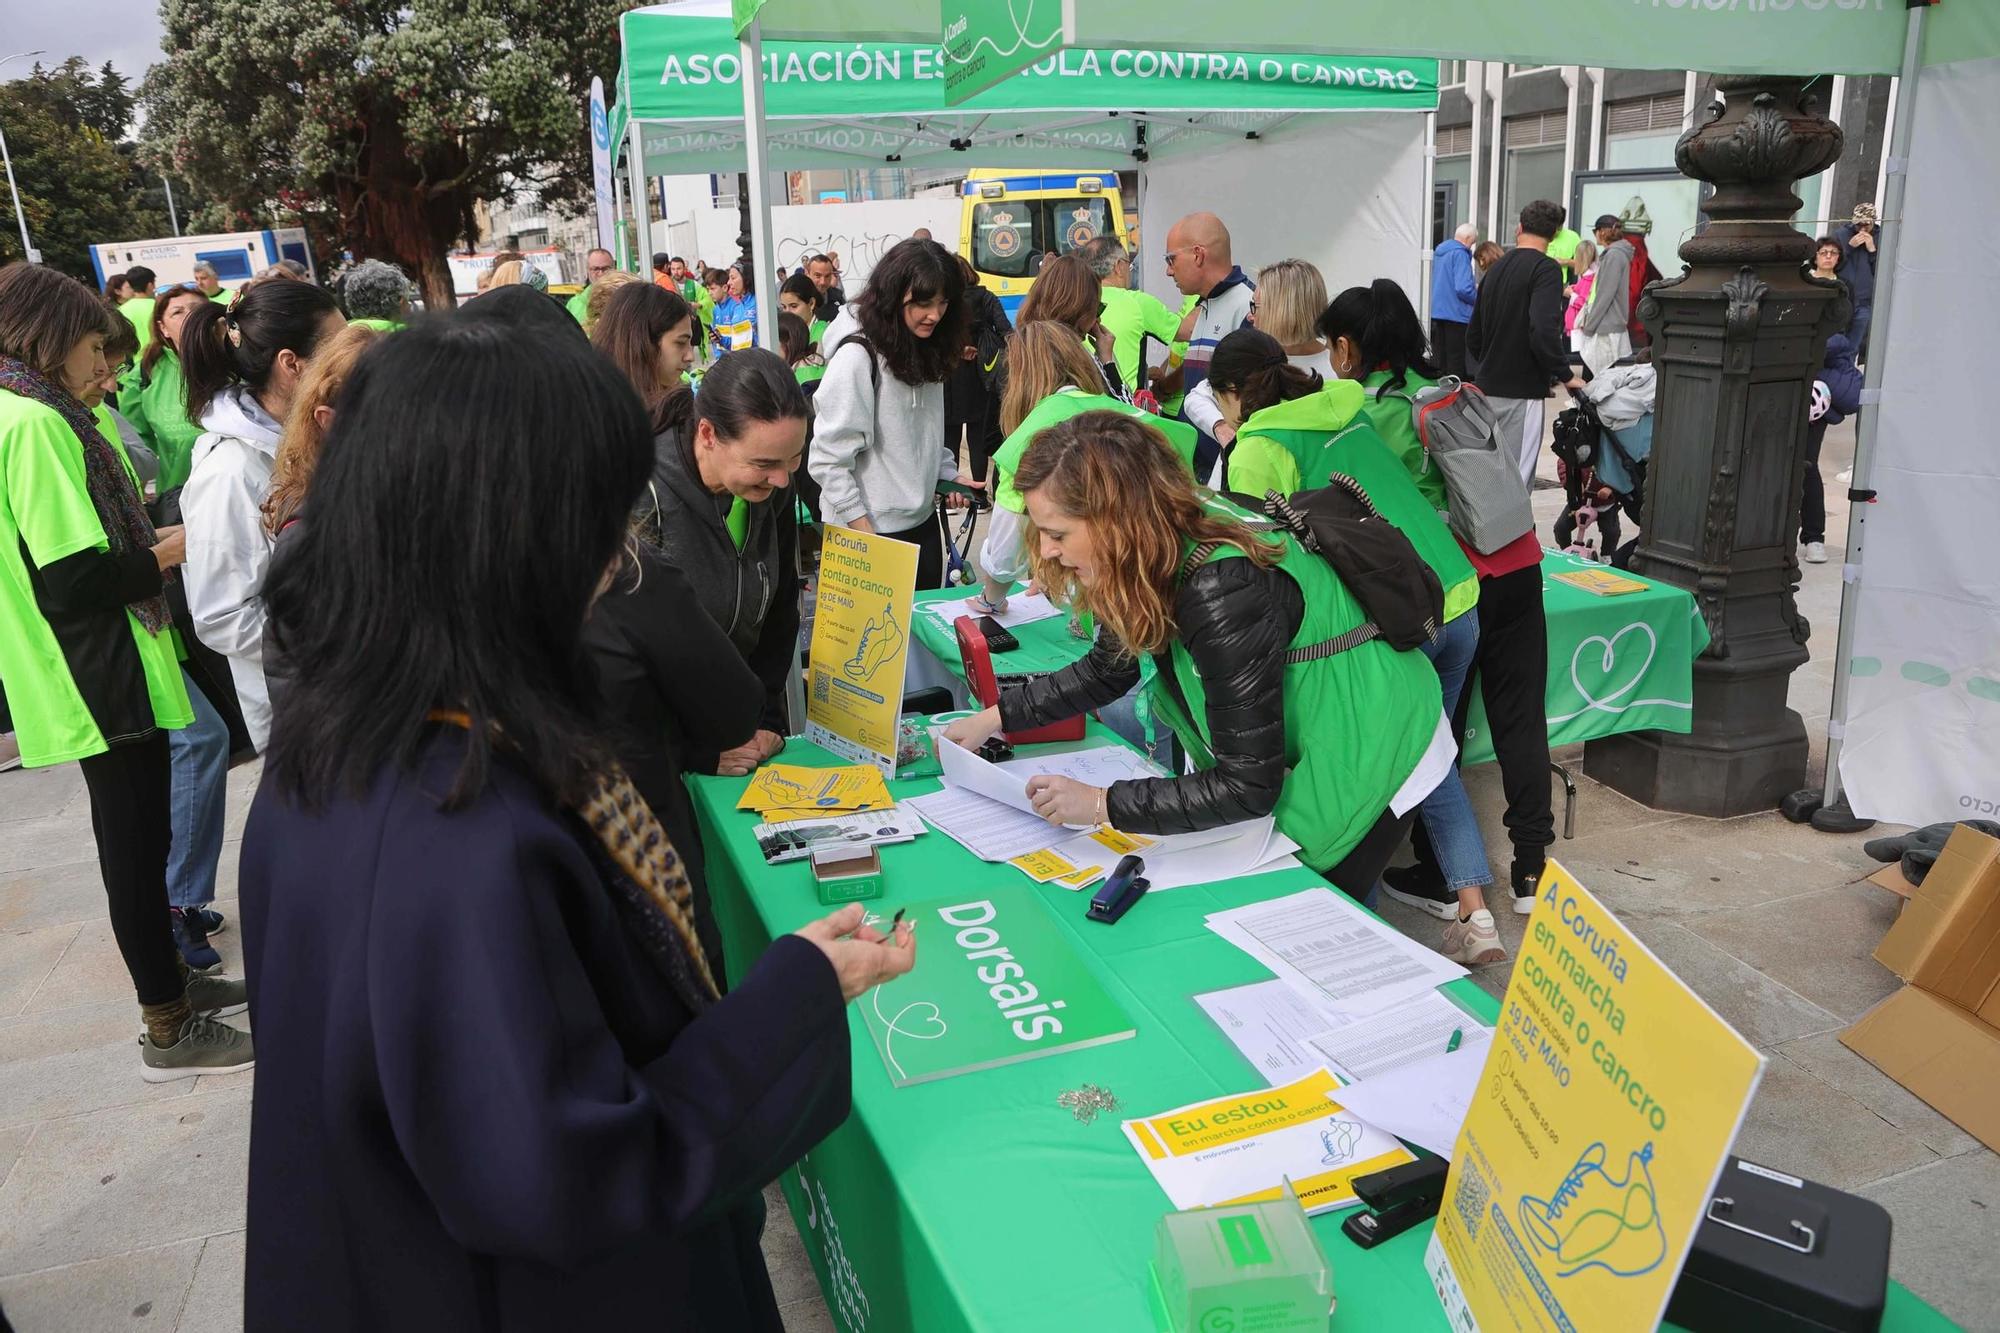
left=120, top=296, right=158, bottom=355
left=350, top=316, right=405, bottom=332
left=565, top=286, right=592, bottom=325
left=207, top=288, right=233, bottom=305
left=0, top=393, right=192, bottom=766
left=1098, top=285, right=1186, bottom=398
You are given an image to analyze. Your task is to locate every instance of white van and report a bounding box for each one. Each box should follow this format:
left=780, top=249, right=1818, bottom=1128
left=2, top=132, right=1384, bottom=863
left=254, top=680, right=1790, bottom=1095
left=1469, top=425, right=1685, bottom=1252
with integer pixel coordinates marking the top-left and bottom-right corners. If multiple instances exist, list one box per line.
left=88, top=229, right=315, bottom=291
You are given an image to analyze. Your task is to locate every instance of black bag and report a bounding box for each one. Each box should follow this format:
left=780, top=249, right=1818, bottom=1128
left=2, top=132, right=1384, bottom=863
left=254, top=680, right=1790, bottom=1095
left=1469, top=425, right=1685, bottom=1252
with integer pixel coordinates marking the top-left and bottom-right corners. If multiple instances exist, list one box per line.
left=1219, top=478, right=1444, bottom=656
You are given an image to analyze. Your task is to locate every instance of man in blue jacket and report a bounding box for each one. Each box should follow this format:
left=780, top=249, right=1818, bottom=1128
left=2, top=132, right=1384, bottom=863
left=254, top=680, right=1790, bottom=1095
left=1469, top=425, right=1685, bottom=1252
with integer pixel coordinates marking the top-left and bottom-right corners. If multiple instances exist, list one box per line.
left=1431, top=223, right=1479, bottom=378
left=1832, top=203, right=1879, bottom=360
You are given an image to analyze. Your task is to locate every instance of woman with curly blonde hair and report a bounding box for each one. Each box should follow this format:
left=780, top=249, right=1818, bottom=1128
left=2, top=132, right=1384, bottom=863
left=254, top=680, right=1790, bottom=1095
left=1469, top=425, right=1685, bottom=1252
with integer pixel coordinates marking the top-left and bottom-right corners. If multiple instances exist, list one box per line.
left=944, top=410, right=1447, bottom=896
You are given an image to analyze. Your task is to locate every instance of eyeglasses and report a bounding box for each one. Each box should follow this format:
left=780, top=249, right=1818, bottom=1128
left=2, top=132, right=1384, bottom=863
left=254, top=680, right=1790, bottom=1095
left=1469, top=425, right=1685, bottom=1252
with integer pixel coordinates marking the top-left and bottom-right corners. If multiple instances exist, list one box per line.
left=587, top=262, right=614, bottom=276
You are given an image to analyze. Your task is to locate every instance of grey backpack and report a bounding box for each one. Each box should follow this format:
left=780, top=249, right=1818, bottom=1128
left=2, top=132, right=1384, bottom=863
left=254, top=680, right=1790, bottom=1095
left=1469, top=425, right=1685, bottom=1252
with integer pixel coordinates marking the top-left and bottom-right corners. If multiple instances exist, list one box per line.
left=1397, top=377, right=1536, bottom=554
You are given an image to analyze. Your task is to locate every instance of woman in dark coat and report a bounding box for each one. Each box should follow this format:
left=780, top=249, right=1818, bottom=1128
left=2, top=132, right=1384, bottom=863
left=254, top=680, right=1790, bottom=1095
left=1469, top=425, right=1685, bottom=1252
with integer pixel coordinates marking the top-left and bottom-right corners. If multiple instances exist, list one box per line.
left=633, top=349, right=807, bottom=776
left=240, top=315, right=913, bottom=1331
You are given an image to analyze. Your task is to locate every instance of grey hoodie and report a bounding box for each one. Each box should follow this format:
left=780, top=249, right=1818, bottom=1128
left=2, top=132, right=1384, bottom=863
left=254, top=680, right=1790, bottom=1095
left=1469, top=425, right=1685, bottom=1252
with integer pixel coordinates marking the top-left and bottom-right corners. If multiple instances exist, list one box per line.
left=809, top=308, right=955, bottom=534
left=1580, top=238, right=1634, bottom=336
left=182, top=386, right=283, bottom=749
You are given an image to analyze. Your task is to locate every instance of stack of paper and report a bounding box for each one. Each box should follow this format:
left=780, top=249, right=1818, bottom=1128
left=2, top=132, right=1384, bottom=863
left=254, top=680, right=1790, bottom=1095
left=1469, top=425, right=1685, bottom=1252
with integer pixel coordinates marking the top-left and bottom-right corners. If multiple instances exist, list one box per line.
left=1195, top=980, right=1487, bottom=1084
left=1332, top=1031, right=1495, bottom=1160
left=738, top=763, right=893, bottom=821
left=1205, top=888, right=1468, bottom=1020
left=753, top=806, right=926, bottom=864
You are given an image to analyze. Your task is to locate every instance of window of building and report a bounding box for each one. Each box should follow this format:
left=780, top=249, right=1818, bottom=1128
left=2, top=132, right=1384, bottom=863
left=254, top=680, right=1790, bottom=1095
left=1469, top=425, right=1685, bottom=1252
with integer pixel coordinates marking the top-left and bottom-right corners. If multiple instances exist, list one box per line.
left=1604, top=92, right=1688, bottom=170
left=1500, top=112, right=1568, bottom=232
left=1437, top=124, right=1473, bottom=158
left=1507, top=63, right=1557, bottom=76
left=1440, top=60, right=1466, bottom=88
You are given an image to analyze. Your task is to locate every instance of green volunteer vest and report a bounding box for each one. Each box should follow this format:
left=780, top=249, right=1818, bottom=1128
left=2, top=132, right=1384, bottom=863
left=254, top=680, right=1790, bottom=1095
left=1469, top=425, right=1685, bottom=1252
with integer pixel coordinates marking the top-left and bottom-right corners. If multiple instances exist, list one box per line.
left=1150, top=509, right=1440, bottom=875
left=1357, top=369, right=1450, bottom=511
left=991, top=389, right=1198, bottom=514
left=120, top=352, right=204, bottom=494
left=1230, top=383, right=1479, bottom=623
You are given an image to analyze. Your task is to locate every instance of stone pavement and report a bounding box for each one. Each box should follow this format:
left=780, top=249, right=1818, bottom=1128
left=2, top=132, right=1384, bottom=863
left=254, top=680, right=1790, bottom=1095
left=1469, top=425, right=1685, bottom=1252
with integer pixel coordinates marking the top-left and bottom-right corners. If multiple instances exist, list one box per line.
left=2, top=418, right=1994, bottom=1332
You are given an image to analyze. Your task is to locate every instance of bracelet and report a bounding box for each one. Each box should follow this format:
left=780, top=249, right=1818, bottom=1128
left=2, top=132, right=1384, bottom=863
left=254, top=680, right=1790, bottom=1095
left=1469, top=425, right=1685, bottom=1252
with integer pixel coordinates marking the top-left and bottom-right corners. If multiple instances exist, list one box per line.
left=1097, top=787, right=1110, bottom=827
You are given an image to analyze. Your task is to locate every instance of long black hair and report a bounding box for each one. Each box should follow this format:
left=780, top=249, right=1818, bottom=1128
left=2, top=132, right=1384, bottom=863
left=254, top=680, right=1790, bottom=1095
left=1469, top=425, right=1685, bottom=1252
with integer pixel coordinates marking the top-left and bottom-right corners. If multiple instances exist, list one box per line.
left=1206, top=327, right=1323, bottom=422
left=852, top=237, right=967, bottom=385
left=261, top=316, right=654, bottom=810
left=1315, top=279, right=1440, bottom=401
left=659, top=345, right=807, bottom=449
left=181, top=277, right=341, bottom=421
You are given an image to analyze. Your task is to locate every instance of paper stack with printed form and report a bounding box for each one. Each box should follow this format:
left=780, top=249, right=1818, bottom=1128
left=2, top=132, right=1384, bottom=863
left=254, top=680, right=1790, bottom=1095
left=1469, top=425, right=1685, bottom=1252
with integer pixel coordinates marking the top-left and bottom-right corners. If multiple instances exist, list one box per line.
left=912, top=735, right=1301, bottom=886
left=1204, top=887, right=1467, bottom=1020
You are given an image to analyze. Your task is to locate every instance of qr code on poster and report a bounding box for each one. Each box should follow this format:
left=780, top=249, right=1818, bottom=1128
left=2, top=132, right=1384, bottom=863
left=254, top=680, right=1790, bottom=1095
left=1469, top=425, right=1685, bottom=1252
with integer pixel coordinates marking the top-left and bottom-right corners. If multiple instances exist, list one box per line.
left=1453, top=1157, right=1492, bottom=1241
left=812, top=672, right=830, bottom=704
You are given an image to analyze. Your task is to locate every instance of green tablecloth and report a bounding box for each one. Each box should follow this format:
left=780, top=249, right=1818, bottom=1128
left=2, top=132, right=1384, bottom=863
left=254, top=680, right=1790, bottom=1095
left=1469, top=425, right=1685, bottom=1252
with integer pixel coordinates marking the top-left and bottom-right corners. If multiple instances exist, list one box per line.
left=688, top=736, right=1946, bottom=1333
left=906, top=550, right=1711, bottom=766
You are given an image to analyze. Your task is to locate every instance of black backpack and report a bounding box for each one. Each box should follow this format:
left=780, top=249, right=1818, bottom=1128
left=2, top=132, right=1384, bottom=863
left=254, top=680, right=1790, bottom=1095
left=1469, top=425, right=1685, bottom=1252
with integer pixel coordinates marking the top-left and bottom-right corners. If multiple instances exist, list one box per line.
left=1216, top=478, right=1444, bottom=657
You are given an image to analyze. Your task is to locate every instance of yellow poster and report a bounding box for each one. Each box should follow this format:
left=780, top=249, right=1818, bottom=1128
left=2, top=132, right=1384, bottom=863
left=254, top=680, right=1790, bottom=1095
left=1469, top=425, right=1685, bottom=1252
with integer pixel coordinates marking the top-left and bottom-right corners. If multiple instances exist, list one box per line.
left=806, top=525, right=919, bottom=776
left=1426, top=863, right=1764, bottom=1332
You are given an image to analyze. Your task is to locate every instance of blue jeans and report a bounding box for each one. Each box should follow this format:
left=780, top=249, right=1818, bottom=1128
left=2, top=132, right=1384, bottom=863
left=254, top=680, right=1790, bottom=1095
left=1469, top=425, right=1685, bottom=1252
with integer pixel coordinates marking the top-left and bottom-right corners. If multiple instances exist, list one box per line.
left=1414, top=614, right=1493, bottom=892
left=167, top=666, right=229, bottom=910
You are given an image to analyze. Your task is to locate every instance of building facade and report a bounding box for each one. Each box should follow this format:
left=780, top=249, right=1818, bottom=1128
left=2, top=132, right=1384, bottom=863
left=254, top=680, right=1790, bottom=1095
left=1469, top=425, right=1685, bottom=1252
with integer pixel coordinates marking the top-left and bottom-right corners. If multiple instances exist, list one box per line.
left=1433, top=62, right=1892, bottom=258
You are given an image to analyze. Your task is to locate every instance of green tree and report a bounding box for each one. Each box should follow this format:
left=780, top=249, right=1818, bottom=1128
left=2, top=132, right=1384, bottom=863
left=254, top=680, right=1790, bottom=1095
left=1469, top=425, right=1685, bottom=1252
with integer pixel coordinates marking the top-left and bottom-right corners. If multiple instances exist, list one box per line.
left=142, top=0, right=633, bottom=307
left=0, top=59, right=175, bottom=280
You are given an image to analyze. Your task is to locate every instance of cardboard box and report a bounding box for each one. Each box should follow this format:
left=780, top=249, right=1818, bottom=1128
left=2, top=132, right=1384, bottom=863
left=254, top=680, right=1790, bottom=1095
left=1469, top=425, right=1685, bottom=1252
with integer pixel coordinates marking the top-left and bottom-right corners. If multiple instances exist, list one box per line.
left=1842, top=825, right=2000, bottom=1152
left=1864, top=863, right=1918, bottom=900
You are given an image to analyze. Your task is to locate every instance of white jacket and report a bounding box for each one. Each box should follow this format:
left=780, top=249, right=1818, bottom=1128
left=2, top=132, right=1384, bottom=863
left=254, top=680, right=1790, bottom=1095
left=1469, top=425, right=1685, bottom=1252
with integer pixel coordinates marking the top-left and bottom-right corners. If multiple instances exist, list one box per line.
left=182, top=386, right=282, bottom=750
left=809, top=316, right=955, bottom=535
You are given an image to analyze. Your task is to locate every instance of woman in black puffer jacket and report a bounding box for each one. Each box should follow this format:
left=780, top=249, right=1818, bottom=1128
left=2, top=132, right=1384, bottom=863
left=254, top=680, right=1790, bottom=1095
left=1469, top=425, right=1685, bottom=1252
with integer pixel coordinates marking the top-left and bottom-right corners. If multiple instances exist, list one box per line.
left=942, top=410, right=1446, bottom=897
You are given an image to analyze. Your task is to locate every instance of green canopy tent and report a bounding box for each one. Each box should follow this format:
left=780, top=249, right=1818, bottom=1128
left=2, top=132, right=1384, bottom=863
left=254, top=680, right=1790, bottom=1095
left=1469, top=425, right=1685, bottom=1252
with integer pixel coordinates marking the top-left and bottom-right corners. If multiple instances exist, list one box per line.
left=720, top=0, right=2000, bottom=833
left=730, top=0, right=1911, bottom=76
left=611, top=1, right=1440, bottom=344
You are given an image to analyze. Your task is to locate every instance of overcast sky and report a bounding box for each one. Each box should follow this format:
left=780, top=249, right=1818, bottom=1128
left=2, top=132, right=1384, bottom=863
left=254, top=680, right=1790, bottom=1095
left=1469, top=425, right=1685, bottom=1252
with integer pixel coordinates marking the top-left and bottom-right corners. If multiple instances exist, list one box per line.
left=6, top=0, right=166, bottom=84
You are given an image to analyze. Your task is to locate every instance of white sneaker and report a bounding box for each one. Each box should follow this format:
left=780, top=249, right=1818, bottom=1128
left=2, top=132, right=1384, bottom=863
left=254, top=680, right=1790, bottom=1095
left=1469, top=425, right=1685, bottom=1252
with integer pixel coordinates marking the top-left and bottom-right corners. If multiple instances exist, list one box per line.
left=1440, top=910, right=1507, bottom=966
left=1803, top=542, right=1828, bottom=564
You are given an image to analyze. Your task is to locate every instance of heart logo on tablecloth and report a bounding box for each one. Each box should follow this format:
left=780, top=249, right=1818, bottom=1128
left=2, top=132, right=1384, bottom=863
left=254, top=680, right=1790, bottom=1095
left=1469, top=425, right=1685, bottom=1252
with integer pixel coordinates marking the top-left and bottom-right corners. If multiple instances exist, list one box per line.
left=1547, top=622, right=1692, bottom=726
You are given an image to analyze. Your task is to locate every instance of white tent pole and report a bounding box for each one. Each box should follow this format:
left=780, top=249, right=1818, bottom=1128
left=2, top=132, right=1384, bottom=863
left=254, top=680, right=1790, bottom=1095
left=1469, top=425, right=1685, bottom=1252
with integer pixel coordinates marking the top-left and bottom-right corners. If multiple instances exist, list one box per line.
left=1561, top=66, right=1579, bottom=230
left=1822, top=74, right=1846, bottom=223
left=1872, top=74, right=1900, bottom=213
left=1587, top=67, right=1606, bottom=171
left=624, top=118, right=648, bottom=272
left=740, top=21, right=780, bottom=351
left=1420, top=110, right=1437, bottom=315
left=1819, top=1, right=1926, bottom=813
left=1486, top=66, right=1505, bottom=242
left=1466, top=62, right=1484, bottom=238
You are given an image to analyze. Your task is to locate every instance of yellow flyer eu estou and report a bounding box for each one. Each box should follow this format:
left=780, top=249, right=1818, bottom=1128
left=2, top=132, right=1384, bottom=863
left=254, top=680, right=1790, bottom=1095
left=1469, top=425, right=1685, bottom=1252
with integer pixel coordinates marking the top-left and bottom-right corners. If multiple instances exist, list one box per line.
left=806, top=526, right=919, bottom=776
left=1427, top=863, right=1764, bottom=1333
left=1123, top=1068, right=1414, bottom=1216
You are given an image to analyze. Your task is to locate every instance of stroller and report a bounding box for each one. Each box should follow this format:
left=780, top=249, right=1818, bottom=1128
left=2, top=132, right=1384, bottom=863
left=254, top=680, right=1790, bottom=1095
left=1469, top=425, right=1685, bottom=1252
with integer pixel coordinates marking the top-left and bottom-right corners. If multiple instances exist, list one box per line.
left=1550, top=365, right=1653, bottom=567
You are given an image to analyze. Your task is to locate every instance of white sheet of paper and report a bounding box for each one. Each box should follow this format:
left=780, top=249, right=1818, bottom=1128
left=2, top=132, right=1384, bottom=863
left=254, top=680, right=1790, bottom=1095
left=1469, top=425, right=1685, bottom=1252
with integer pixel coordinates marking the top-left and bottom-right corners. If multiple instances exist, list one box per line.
left=1141, top=819, right=1302, bottom=892
left=1196, top=980, right=1485, bottom=1085
left=1333, top=1032, right=1495, bottom=1159
left=1206, top=887, right=1467, bottom=1021
left=1193, top=979, right=1341, bottom=1083
left=993, top=743, right=1165, bottom=788
left=904, top=787, right=1062, bottom=862
left=936, top=735, right=1046, bottom=818
left=1299, top=989, right=1486, bottom=1082
left=927, top=590, right=1061, bottom=629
